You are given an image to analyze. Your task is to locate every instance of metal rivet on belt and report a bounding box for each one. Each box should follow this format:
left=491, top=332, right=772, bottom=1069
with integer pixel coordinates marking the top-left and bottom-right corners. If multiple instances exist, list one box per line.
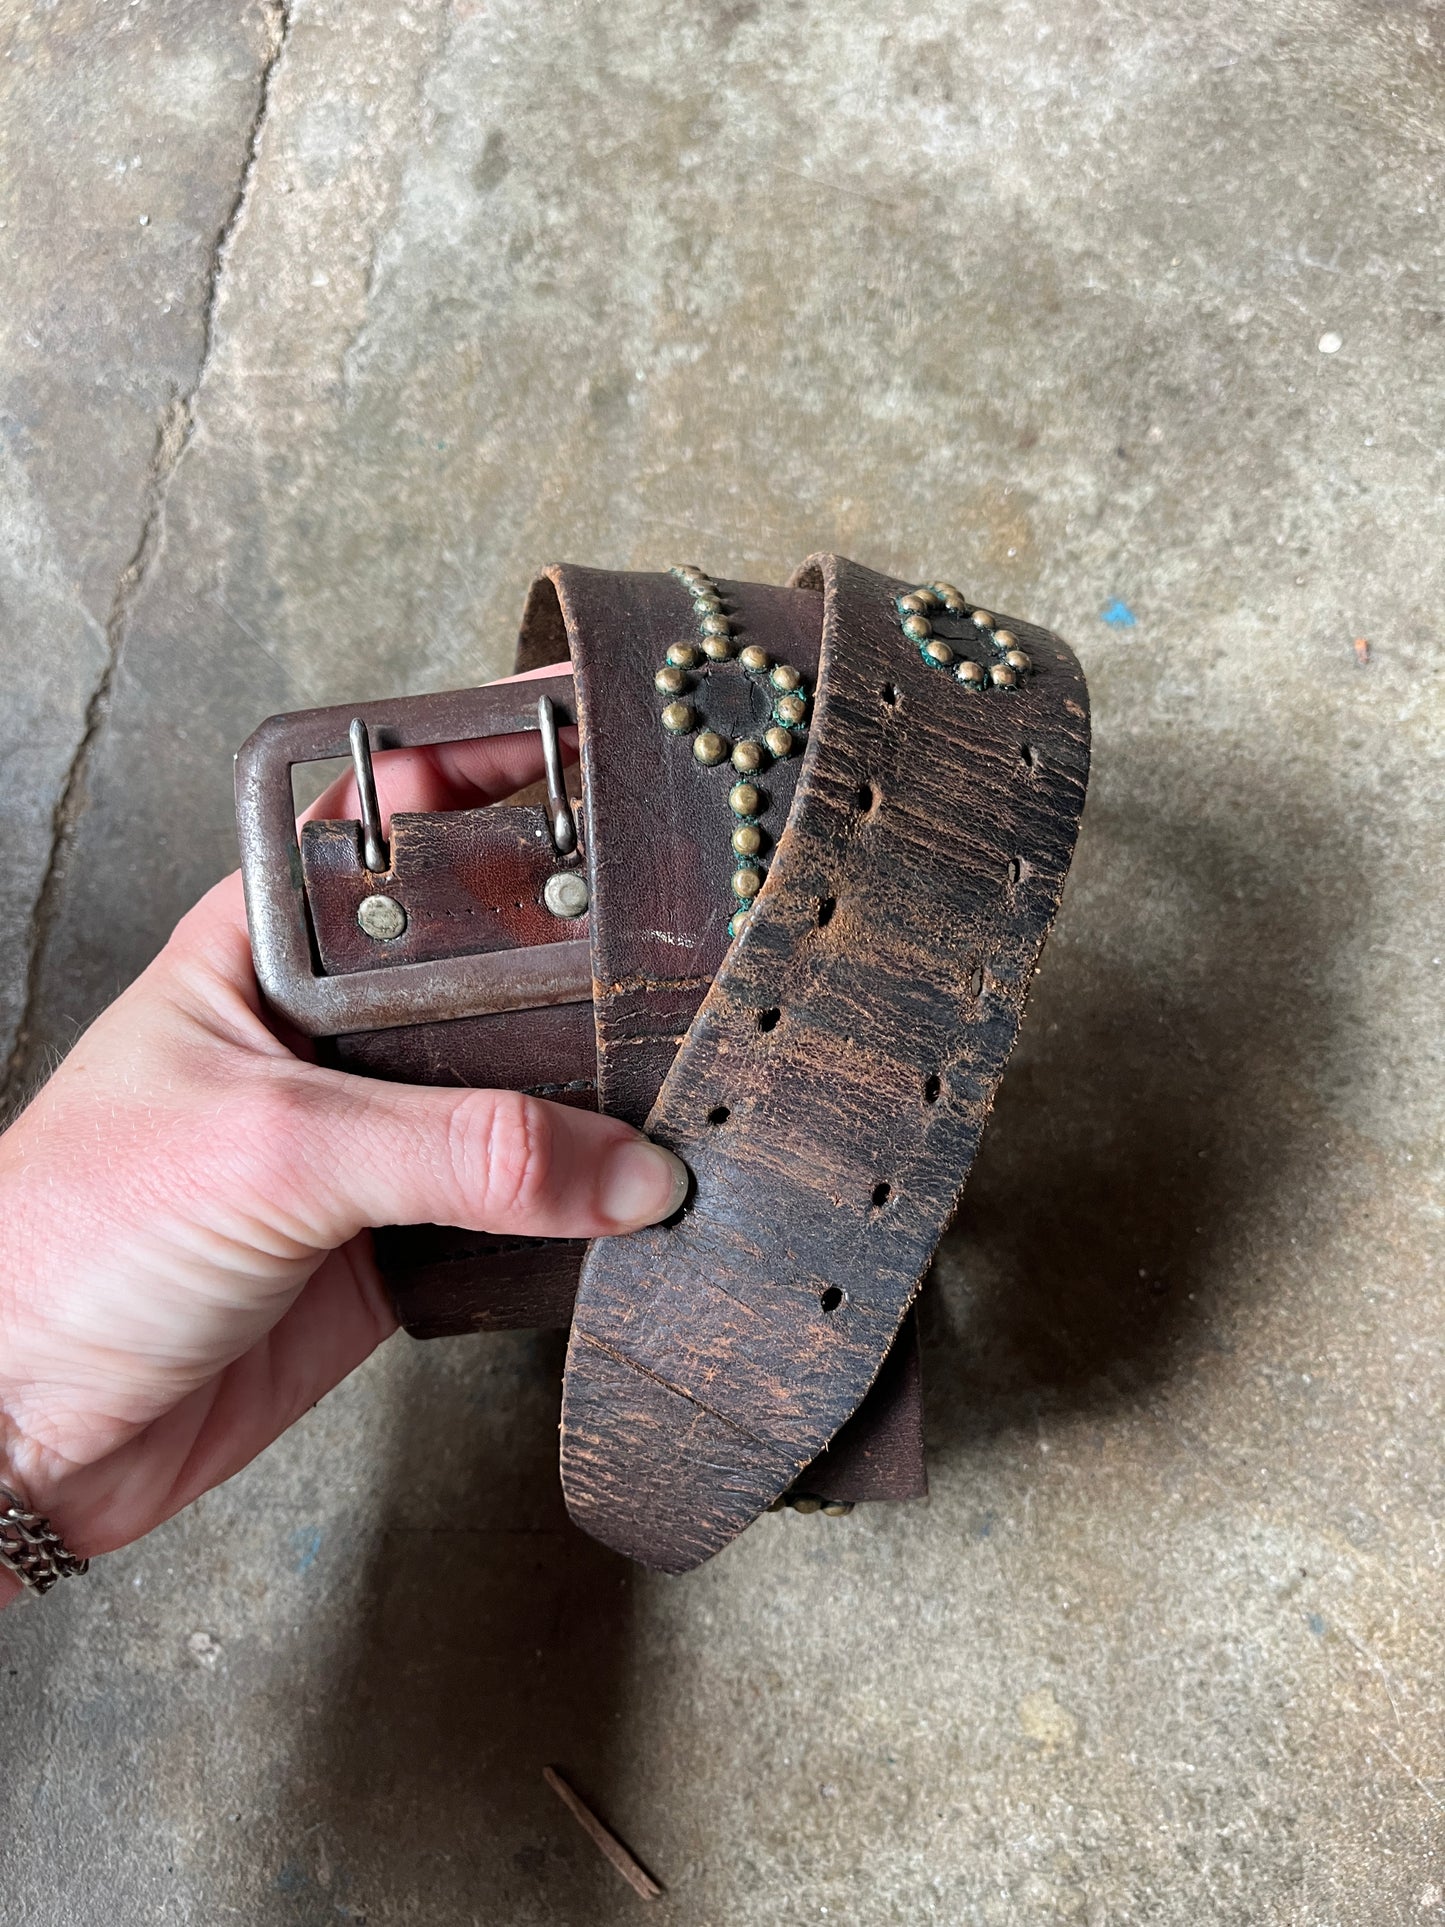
left=357, top=893, right=407, bottom=941
left=896, top=580, right=1033, bottom=690
left=543, top=871, right=590, bottom=919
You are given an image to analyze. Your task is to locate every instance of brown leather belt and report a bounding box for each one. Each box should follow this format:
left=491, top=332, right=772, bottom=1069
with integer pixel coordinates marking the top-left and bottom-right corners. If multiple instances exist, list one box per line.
left=235, top=554, right=1090, bottom=1572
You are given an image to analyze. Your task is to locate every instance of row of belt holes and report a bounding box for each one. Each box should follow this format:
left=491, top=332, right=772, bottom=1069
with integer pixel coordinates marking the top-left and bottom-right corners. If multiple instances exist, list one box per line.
left=704, top=719, right=946, bottom=1314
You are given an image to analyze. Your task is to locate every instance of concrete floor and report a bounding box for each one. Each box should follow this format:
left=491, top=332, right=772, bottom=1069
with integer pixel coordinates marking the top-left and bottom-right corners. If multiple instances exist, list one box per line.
left=2, top=0, right=1442, bottom=1919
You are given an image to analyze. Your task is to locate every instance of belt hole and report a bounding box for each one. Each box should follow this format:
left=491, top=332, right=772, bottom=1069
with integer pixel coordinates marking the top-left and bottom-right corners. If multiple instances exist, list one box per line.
left=1021, top=742, right=1042, bottom=772
left=819, top=1286, right=844, bottom=1314
left=880, top=683, right=900, bottom=708
left=871, top=1180, right=892, bottom=1208
left=707, top=1104, right=730, bottom=1126
left=817, top=895, right=837, bottom=928
left=923, top=1073, right=941, bottom=1104
left=855, top=780, right=879, bottom=815
left=757, top=1007, right=780, bottom=1032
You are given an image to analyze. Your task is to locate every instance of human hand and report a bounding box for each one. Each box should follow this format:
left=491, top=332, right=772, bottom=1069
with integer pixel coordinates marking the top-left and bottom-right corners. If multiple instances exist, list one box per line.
left=0, top=697, right=686, bottom=1602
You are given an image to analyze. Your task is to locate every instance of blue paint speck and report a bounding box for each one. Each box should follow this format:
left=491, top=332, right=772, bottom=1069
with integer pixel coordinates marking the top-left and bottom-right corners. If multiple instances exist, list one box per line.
left=1308, top=1613, right=1326, bottom=1637
left=1100, top=599, right=1137, bottom=628
left=275, top=1862, right=305, bottom=1893
left=290, top=1525, right=322, bottom=1574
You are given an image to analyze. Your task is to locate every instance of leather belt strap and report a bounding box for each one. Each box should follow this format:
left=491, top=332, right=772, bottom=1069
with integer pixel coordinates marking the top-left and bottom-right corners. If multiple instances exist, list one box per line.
left=559, top=553, right=1090, bottom=1570
left=234, top=553, right=1088, bottom=1563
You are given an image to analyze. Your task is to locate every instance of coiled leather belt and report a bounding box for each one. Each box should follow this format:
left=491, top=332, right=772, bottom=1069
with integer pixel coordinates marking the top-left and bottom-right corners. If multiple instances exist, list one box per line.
left=236, top=553, right=1090, bottom=1572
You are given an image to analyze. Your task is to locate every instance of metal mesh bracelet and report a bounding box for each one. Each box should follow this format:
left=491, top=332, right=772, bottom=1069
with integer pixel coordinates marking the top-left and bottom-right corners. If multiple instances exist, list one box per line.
left=0, top=1484, right=89, bottom=1594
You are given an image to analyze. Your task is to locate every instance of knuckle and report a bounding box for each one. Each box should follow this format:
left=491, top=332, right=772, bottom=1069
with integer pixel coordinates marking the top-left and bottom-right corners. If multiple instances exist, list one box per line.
left=452, top=1089, right=555, bottom=1224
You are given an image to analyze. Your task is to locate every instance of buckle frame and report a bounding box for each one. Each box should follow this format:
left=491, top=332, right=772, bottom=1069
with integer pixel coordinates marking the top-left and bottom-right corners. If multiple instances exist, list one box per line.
left=235, top=673, right=592, bottom=1037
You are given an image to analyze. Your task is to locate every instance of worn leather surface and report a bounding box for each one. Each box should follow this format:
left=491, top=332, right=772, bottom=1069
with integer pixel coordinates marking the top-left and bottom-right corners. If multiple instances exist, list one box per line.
left=272, top=556, right=1089, bottom=1540
left=559, top=553, right=1091, bottom=1571
left=290, top=565, right=926, bottom=1507
left=302, top=804, right=589, bottom=975
left=555, top=567, right=822, bottom=1126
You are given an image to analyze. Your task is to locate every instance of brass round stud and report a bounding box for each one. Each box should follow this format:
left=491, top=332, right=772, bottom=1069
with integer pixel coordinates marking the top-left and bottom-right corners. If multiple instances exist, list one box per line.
left=955, top=659, right=988, bottom=687
left=693, top=729, right=730, bottom=764
left=898, top=592, right=931, bottom=616
left=731, top=739, right=764, bottom=773
left=764, top=725, right=795, bottom=758
left=923, top=639, right=955, bottom=668
left=692, top=592, right=723, bottom=615
left=732, top=867, right=762, bottom=900
left=911, top=587, right=942, bottom=611
left=930, top=581, right=961, bottom=603
left=970, top=609, right=996, bottom=630
left=988, top=663, right=1018, bottom=689
left=1003, top=649, right=1031, bottom=673
left=700, top=613, right=731, bottom=639
left=673, top=563, right=705, bottom=578
left=729, top=907, right=752, bottom=937
left=769, top=663, right=802, bottom=693
left=667, top=642, right=700, bottom=668
left=701, top=635, right=733, bottom=661
left=738, top=644, right=770, bottom=673
left=775, top=692, right=808, bottom=726
left=729, top=781, right=761, bottom=817
left=661, top=700, right=696, bottom=732
left=654, top=664, right=687, bottom=695
left=901, top=613, right=932, bottom=642
left=939, top=589, right=967, bottom=613
left=993, top=630, right=1018, bottom=650
left=732, top=823, right=762, bottom=857
left=790, top=1495, right=823, bottom=1515
left=821, top=1501, right=854, bottom=1517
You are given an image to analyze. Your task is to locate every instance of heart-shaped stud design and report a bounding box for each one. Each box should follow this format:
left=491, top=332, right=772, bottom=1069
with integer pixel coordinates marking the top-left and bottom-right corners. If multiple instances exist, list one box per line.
left=896, top=581, right=1033, bottom=689
left=653, top=564, right=811, bottom=937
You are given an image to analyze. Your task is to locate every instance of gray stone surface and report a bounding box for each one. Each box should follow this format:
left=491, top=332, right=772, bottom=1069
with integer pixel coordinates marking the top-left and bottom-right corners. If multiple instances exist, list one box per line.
left=1, top=0, right=1442, bottom=1921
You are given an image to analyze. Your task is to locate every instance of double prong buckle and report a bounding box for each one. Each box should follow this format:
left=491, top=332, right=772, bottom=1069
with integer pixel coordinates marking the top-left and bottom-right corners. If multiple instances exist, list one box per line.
left=235, top=674, right=590, bottom=1037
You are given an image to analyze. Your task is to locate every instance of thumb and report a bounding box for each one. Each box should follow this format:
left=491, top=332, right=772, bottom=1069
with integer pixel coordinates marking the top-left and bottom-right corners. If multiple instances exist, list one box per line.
left=267, top=1066, right=691, bottom=1250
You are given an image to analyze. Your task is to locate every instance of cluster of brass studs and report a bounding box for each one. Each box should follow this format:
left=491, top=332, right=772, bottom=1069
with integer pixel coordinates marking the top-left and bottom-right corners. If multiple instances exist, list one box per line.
left=656, top=565, right=812, bottom=937
left=896, top=581, right=1032, bottom=690
left=767, top=1493, right=854, bottom=1516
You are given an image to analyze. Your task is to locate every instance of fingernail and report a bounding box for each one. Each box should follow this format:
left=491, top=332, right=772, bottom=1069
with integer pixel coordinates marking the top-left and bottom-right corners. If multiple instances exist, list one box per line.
left=601, top=1139, right=690, bottom=1228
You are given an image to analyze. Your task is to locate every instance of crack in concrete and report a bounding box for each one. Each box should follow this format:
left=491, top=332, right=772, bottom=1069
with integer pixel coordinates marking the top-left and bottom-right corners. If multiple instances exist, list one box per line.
left=0, top=0, right=294, bottom=1110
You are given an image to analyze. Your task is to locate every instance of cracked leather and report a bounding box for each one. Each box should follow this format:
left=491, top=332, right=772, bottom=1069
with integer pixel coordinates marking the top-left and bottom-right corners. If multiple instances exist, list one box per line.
left=296, top=563, right=929, bottom=1509
left=558, top=554, right=1091, bottom=1571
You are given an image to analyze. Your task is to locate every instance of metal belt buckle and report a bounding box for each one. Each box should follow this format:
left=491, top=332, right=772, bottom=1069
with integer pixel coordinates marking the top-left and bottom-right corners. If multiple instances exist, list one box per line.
left=235, top=674, right=591, bottom=1037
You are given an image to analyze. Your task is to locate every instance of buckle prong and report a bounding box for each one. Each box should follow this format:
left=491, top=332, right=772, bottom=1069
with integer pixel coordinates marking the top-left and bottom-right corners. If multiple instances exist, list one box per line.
left=538, top=694, right=577, bottom=855
left=348, top=717, right=390, bottom=874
